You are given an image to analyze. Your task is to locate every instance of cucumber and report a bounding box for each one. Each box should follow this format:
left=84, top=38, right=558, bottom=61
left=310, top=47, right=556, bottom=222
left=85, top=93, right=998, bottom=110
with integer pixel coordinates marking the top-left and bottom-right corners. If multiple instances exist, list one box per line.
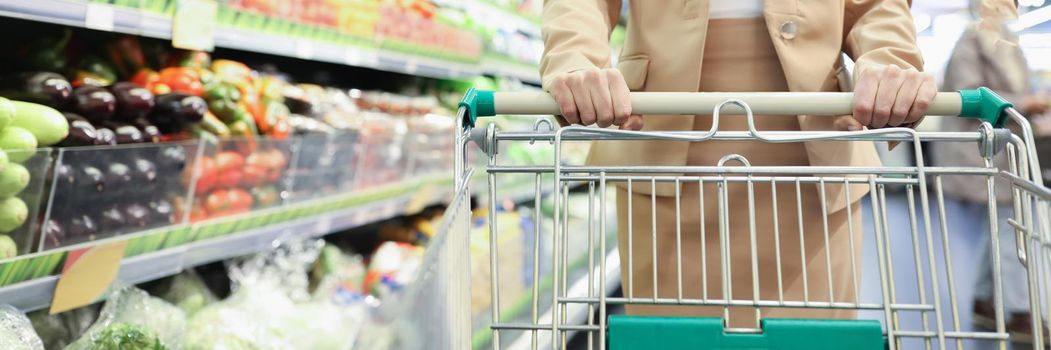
left=0, top=127, right=38, bottom=163
left=9, top=100, right=69, bottom=146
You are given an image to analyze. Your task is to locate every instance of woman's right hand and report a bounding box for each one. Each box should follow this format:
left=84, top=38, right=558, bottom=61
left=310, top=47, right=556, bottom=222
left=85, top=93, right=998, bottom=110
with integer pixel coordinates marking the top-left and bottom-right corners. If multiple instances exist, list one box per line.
left=547, top=68, right=643, bottom=130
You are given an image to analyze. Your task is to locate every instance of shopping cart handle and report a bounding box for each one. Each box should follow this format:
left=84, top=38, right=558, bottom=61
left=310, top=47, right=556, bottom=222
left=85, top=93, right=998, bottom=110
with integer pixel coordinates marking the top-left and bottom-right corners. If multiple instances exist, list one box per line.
left=458, top=88, right=1012, bottom=128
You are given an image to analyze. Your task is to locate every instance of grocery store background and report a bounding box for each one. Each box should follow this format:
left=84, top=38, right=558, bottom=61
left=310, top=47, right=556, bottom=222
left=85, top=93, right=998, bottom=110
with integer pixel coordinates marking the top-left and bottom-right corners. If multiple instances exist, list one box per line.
left=0, top=0, right=1043, bottom=349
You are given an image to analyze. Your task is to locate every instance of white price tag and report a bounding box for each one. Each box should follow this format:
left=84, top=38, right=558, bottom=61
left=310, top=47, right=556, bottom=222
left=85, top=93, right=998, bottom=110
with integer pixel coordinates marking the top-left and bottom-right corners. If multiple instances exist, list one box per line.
left=295, top=40, right=315, bottom=59
left=85, top=4, right=115, bottom=32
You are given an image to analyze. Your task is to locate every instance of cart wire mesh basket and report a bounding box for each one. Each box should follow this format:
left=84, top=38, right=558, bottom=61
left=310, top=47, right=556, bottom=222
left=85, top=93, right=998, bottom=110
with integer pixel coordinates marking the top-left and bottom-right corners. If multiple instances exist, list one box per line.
left=380, top=87, right=1048, bottom=350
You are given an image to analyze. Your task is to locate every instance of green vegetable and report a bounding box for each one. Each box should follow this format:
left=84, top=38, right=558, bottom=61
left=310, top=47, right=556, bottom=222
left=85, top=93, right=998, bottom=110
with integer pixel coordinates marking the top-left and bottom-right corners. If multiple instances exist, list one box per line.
left=85, top=323, right=166, bottom=350
left=0, top=97, right=15, bottom=130
left=0, top=127, right=38, bottom=163
left=9, top=100, right=69, bottom=146
left=0, top=235, right=15, bottom=259
left=0, top=163, right=30, bottom=198
left=0, top=197, right=27, bottom=233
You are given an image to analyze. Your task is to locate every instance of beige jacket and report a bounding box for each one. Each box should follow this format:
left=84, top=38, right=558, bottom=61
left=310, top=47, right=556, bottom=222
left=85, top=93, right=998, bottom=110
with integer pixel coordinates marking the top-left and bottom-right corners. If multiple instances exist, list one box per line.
left=540, top=0, right=925, bottom=212
left=933, top=25, right=1031, bottom=204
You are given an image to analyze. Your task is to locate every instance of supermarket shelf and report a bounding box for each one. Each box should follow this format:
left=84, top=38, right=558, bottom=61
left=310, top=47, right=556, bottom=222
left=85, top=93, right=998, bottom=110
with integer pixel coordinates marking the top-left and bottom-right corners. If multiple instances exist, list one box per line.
left=0, top=175, right=564, bottom=313
left=0, top=0, right=542, bottom=83
left=0, top=182, right=452, bottom=313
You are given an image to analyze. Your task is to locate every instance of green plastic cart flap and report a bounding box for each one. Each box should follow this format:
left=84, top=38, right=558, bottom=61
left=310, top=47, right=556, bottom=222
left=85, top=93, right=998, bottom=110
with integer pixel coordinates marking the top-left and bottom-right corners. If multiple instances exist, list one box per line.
left=608, top=316, right=884, bottom=350
left=458, top=88, right=495, bottom=128
left=958, top=87, right=1013, bottom=127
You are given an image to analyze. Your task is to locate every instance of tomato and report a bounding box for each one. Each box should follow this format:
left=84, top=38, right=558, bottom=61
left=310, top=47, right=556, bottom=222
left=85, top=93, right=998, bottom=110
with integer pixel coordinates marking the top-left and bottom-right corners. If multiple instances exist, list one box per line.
left=129, top=68, right=159, bottom=88
left=189, top=203, right=209, bottom=223
left=250, top=185, right=279, bottom=207
left=214, top=151, right=246, bottom=172
left=241, top=165, right=267, bottom=187
left=205, top=189, right=231, bottom=213
left=217, top=170, right=244, bottom=189
left=188, top=156, right=217, bottom=195
left=229, top=188, right=254, bottom=211
left=158, top=67, right=204, bottom=96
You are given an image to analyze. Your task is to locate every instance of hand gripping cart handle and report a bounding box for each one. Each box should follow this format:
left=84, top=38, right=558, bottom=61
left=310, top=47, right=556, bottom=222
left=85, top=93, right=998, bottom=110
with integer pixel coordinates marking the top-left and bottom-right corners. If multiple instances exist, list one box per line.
left=442, top=88, right=1046, bottom=350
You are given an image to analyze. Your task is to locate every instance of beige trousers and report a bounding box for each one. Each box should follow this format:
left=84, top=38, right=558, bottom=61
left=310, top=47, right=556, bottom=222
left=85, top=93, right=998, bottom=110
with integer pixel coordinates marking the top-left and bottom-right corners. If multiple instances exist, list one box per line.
left=614, top=18, right=864, bottom=328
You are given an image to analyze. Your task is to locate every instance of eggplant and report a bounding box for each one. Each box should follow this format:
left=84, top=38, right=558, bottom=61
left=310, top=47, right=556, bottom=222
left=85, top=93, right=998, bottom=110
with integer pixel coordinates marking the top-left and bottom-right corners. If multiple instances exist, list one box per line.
left=122, top=203, right=150, bottom=228
left=67, top=214, right=97, bottom=238
left=132, top=118, right=160, bottom=143
left=43, top=218, right=66, bottom=248
left=94, top=127, right=116, bottom=146
left=58, top=117, right=98, bottom=147
left=71, top=85, right=116, bottom=122
left=97, top=206, right=126, bottom=231
left=109, top=82, right=154, bottom=121
left=104, top=163, right=131, bottom=195
left=157, top=146, right=187, bottom=173
left=0, top=72, right=72, bottom=108
left=76, top=165, right=104, bottom=193
left=148, top=199, right=174, bottom=224
left=131, top=158, right=157, bottom=184
left=149, top=93, right=206, bottom=133
left=113, top=124, right=144, bottom=144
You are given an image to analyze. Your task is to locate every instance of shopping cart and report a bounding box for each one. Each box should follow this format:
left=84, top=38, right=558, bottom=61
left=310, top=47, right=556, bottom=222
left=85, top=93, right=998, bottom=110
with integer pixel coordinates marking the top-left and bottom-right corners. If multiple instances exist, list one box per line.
left=374, top=88, right=1046, bottom=350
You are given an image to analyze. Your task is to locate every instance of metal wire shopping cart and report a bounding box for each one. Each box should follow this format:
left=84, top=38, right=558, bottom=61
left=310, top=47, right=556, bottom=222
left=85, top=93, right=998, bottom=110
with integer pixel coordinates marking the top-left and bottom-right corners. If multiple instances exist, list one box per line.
left=373, top=87, right=1049, bottom=350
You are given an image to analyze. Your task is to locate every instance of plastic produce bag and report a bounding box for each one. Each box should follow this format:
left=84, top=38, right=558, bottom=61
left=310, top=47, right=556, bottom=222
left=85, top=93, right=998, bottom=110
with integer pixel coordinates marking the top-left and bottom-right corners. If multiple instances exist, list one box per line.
left=0, top=305, right=44, bottom=350
left=28, top=304, right=98, bottom=349
left=66, top=287, right=186, bottom=350
left=156, top=270, right=217, bottom=317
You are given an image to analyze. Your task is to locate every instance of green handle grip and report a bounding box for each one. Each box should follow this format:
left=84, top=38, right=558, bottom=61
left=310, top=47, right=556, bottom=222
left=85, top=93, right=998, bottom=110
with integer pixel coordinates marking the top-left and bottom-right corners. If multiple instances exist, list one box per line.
left=958, top=87, right=1013, bottom=127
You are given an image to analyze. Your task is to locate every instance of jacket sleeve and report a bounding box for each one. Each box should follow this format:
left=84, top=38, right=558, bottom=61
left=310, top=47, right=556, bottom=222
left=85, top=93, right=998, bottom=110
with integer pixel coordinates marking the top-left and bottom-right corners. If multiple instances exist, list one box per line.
left=539, top=0, right=620, bottom=90
left=842, top=0, right=925, bottom=79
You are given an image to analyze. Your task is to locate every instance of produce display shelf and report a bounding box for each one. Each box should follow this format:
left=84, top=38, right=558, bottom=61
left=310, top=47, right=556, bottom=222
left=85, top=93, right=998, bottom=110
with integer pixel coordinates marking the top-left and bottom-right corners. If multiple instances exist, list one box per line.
left=0, top=0, right=542, bottom=84
left=0, top=174, right=549, bottom=313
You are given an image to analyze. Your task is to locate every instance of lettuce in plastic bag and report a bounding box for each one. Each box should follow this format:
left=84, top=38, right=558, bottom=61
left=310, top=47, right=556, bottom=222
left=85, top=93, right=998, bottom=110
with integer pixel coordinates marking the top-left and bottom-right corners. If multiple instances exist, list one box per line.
left=0, top=305, right=44, bottom=350
left=65, top=287, right=186, bottom=350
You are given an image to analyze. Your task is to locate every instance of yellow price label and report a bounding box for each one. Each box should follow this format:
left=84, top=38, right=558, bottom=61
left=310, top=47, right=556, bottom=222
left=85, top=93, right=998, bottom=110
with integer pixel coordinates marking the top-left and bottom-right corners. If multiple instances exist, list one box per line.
left=50, top=241, right=127, bottom=314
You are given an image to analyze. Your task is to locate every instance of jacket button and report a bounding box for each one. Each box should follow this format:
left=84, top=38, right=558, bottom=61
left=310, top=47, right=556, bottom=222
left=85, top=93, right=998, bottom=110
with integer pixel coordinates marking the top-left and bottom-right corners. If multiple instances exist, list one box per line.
left=779, top=21, right=798, bottom=40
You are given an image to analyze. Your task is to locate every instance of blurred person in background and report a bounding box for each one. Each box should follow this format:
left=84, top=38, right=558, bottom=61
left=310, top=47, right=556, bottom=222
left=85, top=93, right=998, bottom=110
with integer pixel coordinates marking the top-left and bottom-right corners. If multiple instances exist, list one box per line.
left=932, top=0, right=1049, bottom=343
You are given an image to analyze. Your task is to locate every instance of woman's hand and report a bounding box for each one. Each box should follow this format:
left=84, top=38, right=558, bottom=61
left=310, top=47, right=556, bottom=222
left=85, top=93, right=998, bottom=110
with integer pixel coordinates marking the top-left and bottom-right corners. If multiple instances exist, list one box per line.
left=847, top=64, right=937, bottom=131
left=548, top=68, right=643, bottom=130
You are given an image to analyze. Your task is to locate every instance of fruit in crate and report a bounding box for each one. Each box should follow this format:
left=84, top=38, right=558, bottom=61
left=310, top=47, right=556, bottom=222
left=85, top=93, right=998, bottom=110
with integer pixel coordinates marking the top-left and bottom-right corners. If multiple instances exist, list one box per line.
left=67, top=214, right=98, bottom=238
left=0, top=127, right=38, bottom=163
left=42, top=218, right=65, bottom=248
left=98, top=206, right=127, bottom=231
left=0, top=197, right=28, bottom=233
left=0, top=234, right=15, bottom=259
left=0, top=163, right=30, bottom=198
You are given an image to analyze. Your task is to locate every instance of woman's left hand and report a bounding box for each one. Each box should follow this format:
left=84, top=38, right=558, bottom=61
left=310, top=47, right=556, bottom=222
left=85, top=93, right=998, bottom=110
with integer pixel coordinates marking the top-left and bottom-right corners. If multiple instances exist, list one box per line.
left=845, top=64, right=937, bottom=131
